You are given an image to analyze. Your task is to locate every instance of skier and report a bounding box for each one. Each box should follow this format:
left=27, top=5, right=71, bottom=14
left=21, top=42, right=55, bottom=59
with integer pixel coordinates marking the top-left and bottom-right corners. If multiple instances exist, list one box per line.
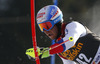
left=26, top=5, right=100, bottom=64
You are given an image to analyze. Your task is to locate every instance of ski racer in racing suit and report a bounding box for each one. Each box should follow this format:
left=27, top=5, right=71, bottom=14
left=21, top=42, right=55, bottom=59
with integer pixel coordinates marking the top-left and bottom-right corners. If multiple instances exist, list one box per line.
left=26, top=5, right=100, bottom=64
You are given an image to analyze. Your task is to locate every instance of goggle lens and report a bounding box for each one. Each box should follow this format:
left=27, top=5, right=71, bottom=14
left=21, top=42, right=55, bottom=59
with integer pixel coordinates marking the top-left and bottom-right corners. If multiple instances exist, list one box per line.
left=38, top=21, right=52, bottom=31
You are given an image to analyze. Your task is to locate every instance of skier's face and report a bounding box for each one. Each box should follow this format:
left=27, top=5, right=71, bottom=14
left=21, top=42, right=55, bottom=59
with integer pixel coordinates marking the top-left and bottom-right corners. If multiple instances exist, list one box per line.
left=44, top=25, right=58, bottom=40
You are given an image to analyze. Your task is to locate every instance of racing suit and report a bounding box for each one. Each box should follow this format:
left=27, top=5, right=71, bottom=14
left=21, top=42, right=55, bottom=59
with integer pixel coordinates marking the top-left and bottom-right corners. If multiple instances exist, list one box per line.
left=49, top=21, right=100, bottom=64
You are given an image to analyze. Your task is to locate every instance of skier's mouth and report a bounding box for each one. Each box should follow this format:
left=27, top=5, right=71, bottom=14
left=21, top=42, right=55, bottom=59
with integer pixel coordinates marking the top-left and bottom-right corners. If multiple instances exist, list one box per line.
left=48, top=33, right=53, bottom=36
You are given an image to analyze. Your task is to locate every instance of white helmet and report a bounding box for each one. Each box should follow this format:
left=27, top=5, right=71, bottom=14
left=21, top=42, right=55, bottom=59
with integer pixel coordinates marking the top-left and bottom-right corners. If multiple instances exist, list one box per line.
left=36, top=5, right=63, bottom=32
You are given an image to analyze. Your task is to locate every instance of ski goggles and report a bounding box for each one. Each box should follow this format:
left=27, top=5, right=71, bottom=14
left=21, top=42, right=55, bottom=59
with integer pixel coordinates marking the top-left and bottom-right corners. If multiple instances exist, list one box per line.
left=38, top=21, right=54, bottom=32
left=37, top=15, right=62, bottom=32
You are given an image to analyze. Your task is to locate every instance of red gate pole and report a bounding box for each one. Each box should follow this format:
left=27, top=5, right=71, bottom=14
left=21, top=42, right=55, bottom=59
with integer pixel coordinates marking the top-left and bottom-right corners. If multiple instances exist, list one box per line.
left=30, top=0, right=40, bottom=64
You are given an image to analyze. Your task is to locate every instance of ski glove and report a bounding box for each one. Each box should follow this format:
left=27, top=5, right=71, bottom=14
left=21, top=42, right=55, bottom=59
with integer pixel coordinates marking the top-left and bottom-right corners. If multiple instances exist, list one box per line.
left=25, top=47, right=50, bottom=60
left=41, top=48, right=50, bottom=58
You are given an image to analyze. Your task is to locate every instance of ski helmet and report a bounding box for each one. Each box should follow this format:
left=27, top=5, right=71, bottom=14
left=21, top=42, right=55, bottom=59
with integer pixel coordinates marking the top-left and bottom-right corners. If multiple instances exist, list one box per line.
left=36, top=5, right=63, bottom=32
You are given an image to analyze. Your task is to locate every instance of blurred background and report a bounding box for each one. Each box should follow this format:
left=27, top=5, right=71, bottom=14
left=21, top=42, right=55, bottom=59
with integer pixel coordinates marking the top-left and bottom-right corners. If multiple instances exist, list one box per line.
left=0, top=0, right=100, bottom=64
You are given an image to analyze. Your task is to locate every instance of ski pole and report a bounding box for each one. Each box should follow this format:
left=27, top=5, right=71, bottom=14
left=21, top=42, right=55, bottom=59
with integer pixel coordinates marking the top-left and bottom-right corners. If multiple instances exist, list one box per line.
left=50, top=36, right=73, bottom=50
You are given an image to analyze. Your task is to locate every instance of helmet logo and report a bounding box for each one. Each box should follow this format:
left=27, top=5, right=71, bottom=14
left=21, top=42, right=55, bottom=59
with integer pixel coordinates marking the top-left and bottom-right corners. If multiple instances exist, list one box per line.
left=50, top=8, right=59, bottom=20
left=37, top=12, right=45, bottom=19
left=50, top=8, right=55, bottom=16
left=54, top=16, right=60, bottom=23
left=52, top=10, right=58, bottom=18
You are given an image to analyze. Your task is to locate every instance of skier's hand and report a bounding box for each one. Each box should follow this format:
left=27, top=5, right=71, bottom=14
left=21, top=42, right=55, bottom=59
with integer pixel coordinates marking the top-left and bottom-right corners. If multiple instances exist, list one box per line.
left=40, top=47, right=50, bottom=59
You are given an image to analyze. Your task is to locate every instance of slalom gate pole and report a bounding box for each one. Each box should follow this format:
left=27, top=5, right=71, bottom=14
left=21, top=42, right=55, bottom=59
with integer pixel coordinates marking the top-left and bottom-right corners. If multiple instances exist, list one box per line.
left=53, top=0, right=58, bottom=6
left=51, top=40, right=55, bottom=64
left=51, top=0, right=58, bottom=64
left=30, top=0, right=40, bottom=64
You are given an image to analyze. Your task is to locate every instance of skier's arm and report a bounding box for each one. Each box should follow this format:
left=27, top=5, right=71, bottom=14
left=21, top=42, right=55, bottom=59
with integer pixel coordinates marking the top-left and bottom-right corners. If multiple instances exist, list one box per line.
left=49, top=21, right=86, bottom=55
